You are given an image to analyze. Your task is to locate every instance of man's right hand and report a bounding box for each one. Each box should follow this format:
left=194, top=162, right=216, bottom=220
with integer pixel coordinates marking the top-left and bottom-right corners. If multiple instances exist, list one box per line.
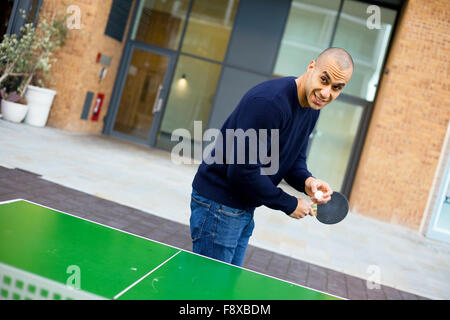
left=289, top=198, right=315, bottom=219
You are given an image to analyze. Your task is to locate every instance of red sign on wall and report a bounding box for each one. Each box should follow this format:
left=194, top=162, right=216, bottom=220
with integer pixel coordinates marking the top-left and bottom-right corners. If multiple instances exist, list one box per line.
left=91, top=93, right=105, bottom=122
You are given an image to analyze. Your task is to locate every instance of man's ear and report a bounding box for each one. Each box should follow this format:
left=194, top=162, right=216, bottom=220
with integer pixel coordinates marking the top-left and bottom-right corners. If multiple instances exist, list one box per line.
left=307, top=60, right=316, bottom=72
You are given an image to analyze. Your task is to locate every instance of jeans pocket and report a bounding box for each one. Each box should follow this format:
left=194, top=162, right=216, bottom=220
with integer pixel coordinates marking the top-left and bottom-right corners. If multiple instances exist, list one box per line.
left=190, top=203, right=209, bottom=242
left=191, top=195, right=211, bottom=208
left=213, top=209, right=250, bottom=249
left=217, top=204, right=246, bottom=217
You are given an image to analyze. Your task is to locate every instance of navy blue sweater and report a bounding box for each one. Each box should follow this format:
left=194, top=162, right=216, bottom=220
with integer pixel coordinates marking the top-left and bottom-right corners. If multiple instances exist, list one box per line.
left=192, top=76, right=320, bottom=215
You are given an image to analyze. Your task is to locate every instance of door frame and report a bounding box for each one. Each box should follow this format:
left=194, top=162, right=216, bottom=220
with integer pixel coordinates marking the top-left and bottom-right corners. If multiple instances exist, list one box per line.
left=6, top=0, right=42, bottom=35
left=423, top=121, right=450, bottom=244
left=104, top=41, right=177, bottom=147
left=103, top=0, right=194, bottom=148
left=426, top=156, right=450, bottom=244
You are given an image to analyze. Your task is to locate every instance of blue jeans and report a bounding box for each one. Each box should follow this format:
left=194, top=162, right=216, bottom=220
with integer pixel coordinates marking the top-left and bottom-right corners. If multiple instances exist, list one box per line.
left=190, top=189, right=255, bottom=267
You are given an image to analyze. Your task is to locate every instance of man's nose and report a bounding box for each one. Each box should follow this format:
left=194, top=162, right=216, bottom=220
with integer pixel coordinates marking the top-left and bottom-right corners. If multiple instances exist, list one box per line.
left=320, top=87, right=331, bottom=100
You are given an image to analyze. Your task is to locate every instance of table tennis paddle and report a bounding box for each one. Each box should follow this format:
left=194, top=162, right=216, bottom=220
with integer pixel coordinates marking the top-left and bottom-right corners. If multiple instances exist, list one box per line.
left=311, top=191, right=349, bottom=224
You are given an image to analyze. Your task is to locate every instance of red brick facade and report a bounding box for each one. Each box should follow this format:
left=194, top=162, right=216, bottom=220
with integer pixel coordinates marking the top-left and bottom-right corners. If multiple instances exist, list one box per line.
left=350, top=0, right=450, bottom=230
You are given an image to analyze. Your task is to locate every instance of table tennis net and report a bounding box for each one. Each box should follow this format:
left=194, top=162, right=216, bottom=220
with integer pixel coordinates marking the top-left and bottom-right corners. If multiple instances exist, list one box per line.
left=0, top=262, right=104, bottom=300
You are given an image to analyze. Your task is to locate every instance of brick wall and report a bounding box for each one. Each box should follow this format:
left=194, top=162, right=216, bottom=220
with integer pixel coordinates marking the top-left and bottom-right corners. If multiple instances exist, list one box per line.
left=38, top=0, right=136, bottom=133
left=350, top=0, right=450, bottom=230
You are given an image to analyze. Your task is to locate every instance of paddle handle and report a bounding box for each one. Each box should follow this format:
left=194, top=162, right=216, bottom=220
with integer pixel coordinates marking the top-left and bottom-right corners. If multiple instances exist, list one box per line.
left=311, top=203, right=318, bottom=216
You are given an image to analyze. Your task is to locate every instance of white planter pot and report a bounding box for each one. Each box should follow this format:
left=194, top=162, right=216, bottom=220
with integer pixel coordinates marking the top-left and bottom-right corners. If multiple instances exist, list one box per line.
left=24, top=85, right=57, bottom=127
left=1, top=99, right=29, bottom=123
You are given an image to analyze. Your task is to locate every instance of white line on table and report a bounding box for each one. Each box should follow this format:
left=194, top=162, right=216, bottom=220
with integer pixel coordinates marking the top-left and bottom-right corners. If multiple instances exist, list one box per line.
left=113, top=250, right=182, bottom=300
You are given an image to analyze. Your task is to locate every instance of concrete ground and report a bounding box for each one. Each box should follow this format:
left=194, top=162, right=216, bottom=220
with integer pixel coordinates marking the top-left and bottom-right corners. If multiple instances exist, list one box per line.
left=1, top=118, right=449, bottom=299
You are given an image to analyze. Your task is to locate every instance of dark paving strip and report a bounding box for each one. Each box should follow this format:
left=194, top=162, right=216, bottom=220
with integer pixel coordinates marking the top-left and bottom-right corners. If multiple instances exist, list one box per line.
left=0, top=166, right=430, bottom=300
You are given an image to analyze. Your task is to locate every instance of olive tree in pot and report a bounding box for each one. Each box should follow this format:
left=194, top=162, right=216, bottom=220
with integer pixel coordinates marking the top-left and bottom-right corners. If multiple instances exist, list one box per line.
left=24, top=14, right=68, bottom=127
left=0, top=12, right=68, bottom=126
left=0, top=23, right=35, bottom=123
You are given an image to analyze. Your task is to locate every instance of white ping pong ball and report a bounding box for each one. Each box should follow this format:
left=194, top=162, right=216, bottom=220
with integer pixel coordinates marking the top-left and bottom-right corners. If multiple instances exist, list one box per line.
left=315, top=191, right=323, bottom=200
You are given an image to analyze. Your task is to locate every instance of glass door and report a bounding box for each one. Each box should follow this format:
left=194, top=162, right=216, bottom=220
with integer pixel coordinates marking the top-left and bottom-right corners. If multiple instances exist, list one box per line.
left=109, top=44, right=175, bottom=146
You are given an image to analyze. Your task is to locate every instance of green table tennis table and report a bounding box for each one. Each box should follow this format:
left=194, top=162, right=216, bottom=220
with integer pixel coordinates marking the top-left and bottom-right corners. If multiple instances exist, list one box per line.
left=0, top=199, right=342, bottom=300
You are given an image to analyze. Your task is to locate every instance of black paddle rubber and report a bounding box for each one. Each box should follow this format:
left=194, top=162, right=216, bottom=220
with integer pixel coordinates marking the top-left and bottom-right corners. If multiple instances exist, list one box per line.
left=315, top=191, right=349, bottom=225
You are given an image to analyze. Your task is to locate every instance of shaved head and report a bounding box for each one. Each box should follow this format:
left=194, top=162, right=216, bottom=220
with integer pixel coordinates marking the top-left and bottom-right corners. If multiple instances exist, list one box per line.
left=316, top=47, right=354, bottom=72
left=295, top=47, right=353, bottom=110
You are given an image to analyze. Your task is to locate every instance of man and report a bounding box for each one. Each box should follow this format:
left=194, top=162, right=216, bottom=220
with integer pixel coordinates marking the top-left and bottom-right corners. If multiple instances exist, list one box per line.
left=190, top=47, right=354, bottom=267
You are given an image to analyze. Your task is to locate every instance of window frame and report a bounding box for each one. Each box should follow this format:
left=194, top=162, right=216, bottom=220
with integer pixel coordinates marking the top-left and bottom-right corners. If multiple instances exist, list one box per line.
left=6, top=0, right=43, bottom=36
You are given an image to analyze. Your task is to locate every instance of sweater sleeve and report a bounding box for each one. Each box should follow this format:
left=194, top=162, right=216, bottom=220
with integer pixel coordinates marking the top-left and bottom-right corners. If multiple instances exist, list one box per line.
left=225, top=97, right=298, bottom=215
left=283, top=141, right=313, bottom=194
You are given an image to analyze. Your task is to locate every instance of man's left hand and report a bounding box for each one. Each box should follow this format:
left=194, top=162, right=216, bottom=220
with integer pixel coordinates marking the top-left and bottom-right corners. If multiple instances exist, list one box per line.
left=305, top=177, right=333, bottom=204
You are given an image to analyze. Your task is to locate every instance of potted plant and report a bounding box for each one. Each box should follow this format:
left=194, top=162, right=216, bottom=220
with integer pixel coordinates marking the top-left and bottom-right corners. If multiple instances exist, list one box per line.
left=24, top=14, right=68, bottom=127
left=0, top=10, right=68, bottom=126
left=0, top=90, right=29, bottom=123
left=0, top=22, right=35, bottom=123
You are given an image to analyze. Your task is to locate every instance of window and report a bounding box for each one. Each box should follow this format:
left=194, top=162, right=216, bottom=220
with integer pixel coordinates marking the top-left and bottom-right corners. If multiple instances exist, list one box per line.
left=307, top=100, right=363, bottom=191
left=181, top=0, right=239, bottom=61
left=274, top=0, right=341, bottom=77
left=105, top=0, right=133, bottom=42
left=154, top=0, right=240, bottom=151
left=333, top=0, right=396, bottom=101
left=156, top=55, right=222, bottom=149
left=274, top=0, right=398, bottom=192
left=5, top=0, right=43, bottom=36
left=131, top=0, right=190, bottom=49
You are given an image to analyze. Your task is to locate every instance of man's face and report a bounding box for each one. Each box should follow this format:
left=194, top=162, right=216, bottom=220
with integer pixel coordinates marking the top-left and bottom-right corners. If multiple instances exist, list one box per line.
left=303, top=59, right=352, bottom=110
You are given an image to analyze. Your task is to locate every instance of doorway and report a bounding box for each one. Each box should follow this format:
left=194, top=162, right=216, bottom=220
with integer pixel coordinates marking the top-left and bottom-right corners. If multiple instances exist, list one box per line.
left=111, top=47, right=174, bottom=145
